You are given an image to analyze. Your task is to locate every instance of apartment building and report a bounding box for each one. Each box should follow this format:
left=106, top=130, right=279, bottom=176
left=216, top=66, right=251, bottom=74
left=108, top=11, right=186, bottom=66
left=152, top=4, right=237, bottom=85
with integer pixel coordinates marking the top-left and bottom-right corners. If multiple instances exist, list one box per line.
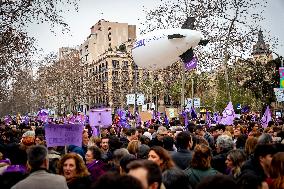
left=78, top=20, right=148, bottom=112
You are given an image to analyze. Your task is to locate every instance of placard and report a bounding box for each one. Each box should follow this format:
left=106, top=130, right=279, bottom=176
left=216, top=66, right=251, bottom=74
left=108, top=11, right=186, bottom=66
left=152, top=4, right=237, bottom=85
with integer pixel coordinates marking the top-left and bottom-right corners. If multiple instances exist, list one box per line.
left=45, top=124, right=83, bottom=147
left=89, top=108, right=112, bottom=127
left=126, top=94, right=135, bottom=105
left=185, top=98, right=192, bottom=109
left=136, top=94, right=145, bottom=105
left=193, top=98, right=201, bottom=108
left=274, top=88, right=284, bottom=102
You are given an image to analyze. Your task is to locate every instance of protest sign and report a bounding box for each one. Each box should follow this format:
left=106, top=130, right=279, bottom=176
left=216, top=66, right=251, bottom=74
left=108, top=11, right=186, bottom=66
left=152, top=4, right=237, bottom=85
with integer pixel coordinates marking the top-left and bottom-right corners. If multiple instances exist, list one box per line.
left=45, top=124, right=83, bottom=147
left=89, top=108, right=112, bottom=127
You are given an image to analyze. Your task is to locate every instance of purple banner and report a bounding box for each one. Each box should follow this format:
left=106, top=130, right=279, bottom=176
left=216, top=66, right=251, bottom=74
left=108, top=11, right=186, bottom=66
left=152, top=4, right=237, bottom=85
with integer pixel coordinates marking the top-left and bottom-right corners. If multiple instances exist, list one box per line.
left=45, top=124, right=83, bottom=147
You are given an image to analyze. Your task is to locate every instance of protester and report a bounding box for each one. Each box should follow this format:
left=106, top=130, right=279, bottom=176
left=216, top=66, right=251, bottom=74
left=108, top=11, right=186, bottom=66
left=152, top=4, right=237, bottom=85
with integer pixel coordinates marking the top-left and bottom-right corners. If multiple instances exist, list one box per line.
left=244, top=137, right=258, bottom=159
left=100, top=136, right=109, bottom=157
left=225, top=149, right=246, bottom=179
left=184, top=144, right=219, bottom=189
left=120, top=128, right=139, bottom=148
left=11, top=145, right=68, bottom=189
left=91, top=172, right=143, bottom=189
left=148, top=146, right=175, bottom=172
left=85, top=146, right=108, bottom=182
left=212, top=134, right=234, bottom=174
left=119, top=154, right=137, bottom=174
left=268, top=152, right=284, bottom=189
left=240, top=144, right=277, bottom=187
left=162, top=168, right=192, bottom=189
left=58, top=153, right=92, bottom=189
left=127, top=140, right=141, bottom=157
left=149, top=126, right=168, bottom=147
left=127, top=159, right=162, bottom=189
left=171, top=131, right=193, bottom=170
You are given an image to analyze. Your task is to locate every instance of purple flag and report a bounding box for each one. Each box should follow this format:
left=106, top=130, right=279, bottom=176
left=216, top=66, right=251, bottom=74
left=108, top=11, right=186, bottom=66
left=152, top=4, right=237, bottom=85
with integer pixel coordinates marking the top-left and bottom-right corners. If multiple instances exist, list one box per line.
left=251, top=114, right=256, bottom=122
left=4, top=115, right=12, bottom=125
left=164, top=114, right=169, bottom=125
left=191, top=107, right=197, bottom=119
left=37, top=109, right=49, bottom=123
left=261, top=106, right=272, bottom=128
left=152, top=110, right=156, bottom=120
left=184, top=56, right=198, bottom=70
left=156, top=112, right=162, bottom=122
left=117, top=109, right=130, bottom=128
left=182, top=111, right=189, bottom=126
left=220, top=102, right=235, bottom=125
left=206, top=111, right=211, bottom=127
left=136, top=111, right=141, bottom=127
left=213, top=112, right=219, bottom=124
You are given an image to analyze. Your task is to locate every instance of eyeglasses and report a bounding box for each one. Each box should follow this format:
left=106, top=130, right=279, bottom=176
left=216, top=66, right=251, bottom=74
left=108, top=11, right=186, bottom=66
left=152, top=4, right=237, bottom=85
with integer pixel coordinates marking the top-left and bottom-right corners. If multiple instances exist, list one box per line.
left=159, top=133, right=168, bottom=136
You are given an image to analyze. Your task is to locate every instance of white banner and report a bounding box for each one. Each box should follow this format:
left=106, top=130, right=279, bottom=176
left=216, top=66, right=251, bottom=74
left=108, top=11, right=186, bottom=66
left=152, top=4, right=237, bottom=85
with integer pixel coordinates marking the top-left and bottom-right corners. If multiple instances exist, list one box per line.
left=193, top=98, right=201, bottom=108
left=136, top=94, right=145, bottom=105
left=126, top=94, right=135, bottom=105
left=274, top=88, right=284, bottom=102
left=185, top=98, right=192, bottom=109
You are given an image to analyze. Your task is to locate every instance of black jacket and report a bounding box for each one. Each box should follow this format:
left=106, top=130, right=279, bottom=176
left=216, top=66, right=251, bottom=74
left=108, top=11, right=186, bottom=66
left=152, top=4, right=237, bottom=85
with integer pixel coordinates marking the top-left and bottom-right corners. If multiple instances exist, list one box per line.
left=171, top=149, right=193, bottom=170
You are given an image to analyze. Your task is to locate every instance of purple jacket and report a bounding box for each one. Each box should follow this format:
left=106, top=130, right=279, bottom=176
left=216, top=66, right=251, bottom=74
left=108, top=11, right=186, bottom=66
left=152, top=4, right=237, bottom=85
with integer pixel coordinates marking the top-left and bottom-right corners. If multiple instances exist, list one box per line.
left=86, top=160, right=108, bottom=182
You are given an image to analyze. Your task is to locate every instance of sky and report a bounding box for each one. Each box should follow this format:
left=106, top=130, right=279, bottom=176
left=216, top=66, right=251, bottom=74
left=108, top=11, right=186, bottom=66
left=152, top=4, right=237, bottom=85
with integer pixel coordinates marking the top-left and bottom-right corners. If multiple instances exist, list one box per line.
left=28, top=0, right=284, bottom=58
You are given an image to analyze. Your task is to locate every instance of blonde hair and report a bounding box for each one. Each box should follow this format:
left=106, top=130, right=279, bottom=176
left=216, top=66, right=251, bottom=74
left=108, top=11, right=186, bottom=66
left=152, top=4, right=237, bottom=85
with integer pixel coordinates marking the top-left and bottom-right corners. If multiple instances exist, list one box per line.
left=127, top=140, right=141, bottom=156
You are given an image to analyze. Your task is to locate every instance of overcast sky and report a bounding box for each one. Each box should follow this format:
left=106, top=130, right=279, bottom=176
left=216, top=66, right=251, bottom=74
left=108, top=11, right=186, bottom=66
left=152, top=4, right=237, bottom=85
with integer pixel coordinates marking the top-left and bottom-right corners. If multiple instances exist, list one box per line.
left=28, top=0, right=284, bottom=57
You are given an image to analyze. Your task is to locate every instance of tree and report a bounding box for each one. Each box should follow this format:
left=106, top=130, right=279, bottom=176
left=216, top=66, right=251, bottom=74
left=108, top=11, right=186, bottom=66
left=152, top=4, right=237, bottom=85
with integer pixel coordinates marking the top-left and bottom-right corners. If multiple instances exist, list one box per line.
left=140, top=0, right=277, bottom=105
left=34, top=49, right=84, bottom=114
left=232, top=57, right=282, bottom=109
left=0, top=0, right=79, bottom=100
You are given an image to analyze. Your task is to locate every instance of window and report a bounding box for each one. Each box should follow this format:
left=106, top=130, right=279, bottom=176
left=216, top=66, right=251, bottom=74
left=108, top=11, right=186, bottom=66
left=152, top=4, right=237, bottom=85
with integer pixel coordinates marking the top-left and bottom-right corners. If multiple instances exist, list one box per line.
left=112, top=60, right=119, bottom=68
left=123, top=61, right=128, bottom=67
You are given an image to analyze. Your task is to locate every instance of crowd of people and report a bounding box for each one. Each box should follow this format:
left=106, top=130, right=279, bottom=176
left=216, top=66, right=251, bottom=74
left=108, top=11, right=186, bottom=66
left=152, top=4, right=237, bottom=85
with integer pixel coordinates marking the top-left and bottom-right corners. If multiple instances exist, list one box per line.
left=0, top=115, right=284, bottom=189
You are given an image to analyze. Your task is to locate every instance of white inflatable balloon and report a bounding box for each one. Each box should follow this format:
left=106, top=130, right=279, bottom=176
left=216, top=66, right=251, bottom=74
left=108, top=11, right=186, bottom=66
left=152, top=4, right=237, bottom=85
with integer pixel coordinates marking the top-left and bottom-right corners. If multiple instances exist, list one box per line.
left=132, top=28, right=204, bottom=70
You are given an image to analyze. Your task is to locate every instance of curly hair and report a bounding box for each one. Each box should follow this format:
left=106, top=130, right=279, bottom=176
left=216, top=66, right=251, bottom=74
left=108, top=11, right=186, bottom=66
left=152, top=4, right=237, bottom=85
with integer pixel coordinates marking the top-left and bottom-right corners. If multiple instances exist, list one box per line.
left=57, top=153, right=90, bottom=180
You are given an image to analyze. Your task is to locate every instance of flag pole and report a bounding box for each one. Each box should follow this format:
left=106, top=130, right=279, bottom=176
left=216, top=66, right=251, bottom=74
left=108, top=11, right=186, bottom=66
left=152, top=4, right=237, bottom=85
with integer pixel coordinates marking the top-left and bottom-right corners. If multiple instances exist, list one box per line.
left=181, top=61, right=185, bottom=112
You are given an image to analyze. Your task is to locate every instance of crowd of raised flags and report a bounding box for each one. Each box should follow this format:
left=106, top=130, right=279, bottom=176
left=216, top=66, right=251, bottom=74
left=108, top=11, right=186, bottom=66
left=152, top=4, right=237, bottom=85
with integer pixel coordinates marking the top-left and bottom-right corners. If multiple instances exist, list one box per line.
left=2, top=102, right=273, bottom=130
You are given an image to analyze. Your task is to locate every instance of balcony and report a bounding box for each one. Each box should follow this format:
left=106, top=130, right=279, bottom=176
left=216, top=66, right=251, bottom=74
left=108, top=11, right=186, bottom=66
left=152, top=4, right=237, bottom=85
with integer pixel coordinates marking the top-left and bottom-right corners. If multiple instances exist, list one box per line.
left=122, top=66, right=129, bottom=70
